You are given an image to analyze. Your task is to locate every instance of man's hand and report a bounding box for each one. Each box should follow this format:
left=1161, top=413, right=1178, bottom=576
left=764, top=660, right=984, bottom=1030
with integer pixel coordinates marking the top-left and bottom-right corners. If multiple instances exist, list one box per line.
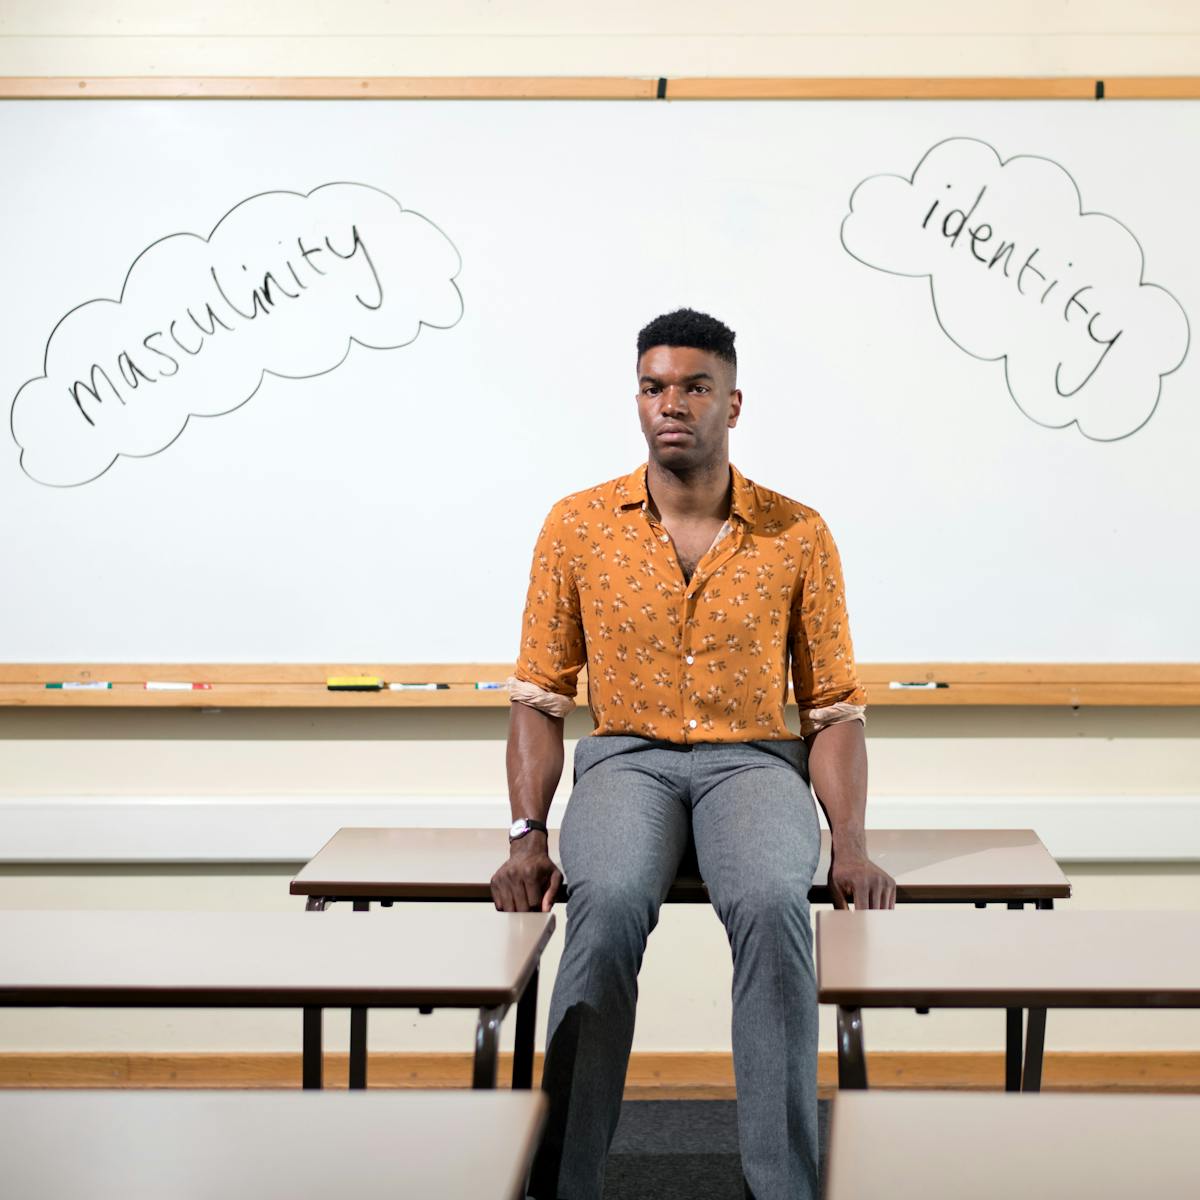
left=828, top=846, right=896, bottom=910
left=490, top=833, right=563, bottom=913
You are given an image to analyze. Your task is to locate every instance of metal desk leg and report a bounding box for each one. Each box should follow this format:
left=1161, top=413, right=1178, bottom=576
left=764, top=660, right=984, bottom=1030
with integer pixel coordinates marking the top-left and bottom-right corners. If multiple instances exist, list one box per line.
left=1005, top=1008, right=1024, bottom=1091
left=473, top=1005, right=506, bottom=1089
left=1017, top=897, right=1053, bottom=1090
left=1023, top=1008, right=1047, bottom=1091
left=348, top=899, right=371, bottom=1089
left=348, top=1007, right=369, bottom=1089
left=302, top=1007, right=323, bottom=1089
left=1004, top=900, right=1026, bottom=1091
left=837, top=1006, right=868, bottom=1090
left=305, top=896, right=331, bottom=912
left=512, top=966, right=539, bottom=1089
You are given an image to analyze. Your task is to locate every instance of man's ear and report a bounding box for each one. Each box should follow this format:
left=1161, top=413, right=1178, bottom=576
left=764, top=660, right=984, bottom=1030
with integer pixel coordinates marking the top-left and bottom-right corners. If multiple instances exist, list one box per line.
left=728, top=389, right=743, bottom=428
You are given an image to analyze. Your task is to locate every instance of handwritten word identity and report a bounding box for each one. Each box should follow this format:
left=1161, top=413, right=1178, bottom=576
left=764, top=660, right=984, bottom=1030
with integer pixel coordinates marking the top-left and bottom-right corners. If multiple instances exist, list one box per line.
left=920, top=185, right=1121, bottom=398
left=842, top=138, right=1188, bottom=441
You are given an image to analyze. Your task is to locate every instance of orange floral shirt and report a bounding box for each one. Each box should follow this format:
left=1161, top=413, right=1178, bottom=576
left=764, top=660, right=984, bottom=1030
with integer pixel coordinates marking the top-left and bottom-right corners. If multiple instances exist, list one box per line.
left=510, top=463, right=866, bottom=743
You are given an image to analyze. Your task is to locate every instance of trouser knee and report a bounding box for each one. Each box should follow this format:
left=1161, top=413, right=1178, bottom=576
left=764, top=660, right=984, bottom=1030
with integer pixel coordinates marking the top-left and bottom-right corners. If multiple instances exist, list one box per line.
left=563, top=877, right=662, bottom=963
left=726, top=880, right=813, bottom=946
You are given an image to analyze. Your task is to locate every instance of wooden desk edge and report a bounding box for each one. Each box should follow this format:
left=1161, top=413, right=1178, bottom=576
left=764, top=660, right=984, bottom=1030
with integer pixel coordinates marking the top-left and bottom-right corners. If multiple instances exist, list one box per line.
left=0, top=985, right=536, bottom=1007
left=0, top=923, right=556, bottom=1010
left=289, top=881, right=1072, bottom=902
left=817, top=986, right=1200, bottom=1008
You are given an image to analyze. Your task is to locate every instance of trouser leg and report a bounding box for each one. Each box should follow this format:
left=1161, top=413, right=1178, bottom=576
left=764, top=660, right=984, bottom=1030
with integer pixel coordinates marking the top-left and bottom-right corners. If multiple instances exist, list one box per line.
left=529, top=737, right=690, bottom=1200
left=690, top=741, right=822, bottom=1200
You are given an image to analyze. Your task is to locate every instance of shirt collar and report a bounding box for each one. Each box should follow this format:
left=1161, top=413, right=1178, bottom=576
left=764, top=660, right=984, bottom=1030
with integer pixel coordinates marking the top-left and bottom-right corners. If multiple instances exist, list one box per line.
left=617, top=463, right=757, bottom=526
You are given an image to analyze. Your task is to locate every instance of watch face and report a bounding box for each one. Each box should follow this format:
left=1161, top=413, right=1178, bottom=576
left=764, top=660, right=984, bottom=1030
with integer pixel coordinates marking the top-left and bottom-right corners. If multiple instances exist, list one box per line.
left=509, top=819, right=528, bottom=839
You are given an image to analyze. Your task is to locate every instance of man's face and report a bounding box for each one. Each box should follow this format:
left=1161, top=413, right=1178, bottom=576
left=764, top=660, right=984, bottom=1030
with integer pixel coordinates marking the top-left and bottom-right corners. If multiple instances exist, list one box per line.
left=636, top=344, right=742, bottom=471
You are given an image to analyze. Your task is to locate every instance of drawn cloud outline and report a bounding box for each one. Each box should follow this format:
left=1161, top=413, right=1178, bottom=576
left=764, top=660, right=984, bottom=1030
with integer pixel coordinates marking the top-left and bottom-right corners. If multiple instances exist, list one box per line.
left=840, top=136, right=1190, bottom=443
left=10, top=181, right=465, bottom=488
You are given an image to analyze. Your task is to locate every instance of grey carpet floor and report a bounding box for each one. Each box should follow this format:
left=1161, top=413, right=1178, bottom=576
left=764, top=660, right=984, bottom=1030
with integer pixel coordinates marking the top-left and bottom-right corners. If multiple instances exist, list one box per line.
left=602, top=1099, right=831, bottom=1199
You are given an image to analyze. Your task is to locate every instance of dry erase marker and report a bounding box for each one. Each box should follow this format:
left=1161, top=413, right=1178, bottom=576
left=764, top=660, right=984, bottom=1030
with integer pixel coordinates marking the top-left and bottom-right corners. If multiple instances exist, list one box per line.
left=888, top=681, right=949, bottom=690
left=327, top=676, right=385, bottom=691
left=45, top=681, right=111, bottom=690
left=145, top=682, right=213, bottom=691
left=475, top=682, right=505, bottom=690
left=389, top=682, right=450, bottom=691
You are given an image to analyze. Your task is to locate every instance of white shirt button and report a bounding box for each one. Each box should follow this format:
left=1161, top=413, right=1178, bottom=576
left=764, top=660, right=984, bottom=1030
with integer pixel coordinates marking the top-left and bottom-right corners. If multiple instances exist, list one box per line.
left=660, top=534, right=669, bottom=542
left=689, top=719, right=697, bottom=729
left=685, top=655, right=694, bottom=665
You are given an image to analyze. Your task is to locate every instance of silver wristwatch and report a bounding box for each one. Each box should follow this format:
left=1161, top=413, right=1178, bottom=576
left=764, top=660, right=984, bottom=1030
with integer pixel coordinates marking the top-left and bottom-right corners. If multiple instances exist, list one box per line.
left=509, top=818, right=548, bottom=842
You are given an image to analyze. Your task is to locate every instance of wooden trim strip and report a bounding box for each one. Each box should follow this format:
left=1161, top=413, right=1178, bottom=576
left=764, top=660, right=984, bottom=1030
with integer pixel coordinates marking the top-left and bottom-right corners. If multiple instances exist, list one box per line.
left=1, top=1051, right=1197, bottom=1096
left=6, top=77, right=1200, bottom=104
left=1102, top=78, right=1200, bottom=99
left=0, top=664, right=1197, bottom=707
left=857, top=664, right=1200, bottom=684
left=0, top=77, right=658, bottom=100
left=0, top=685, right=1196, bottom=708
left=0, top=664, right=516, bottom=685
left=3, top=663, right=1197, bottom=685
left=864, top=683, right=1200, bottom=707
left=667, top=77, right=1098, bottom=100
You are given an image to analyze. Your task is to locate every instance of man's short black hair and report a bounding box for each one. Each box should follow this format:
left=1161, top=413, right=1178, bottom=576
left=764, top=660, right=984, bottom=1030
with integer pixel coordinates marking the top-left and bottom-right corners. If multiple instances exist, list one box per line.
left=637, top=308, right=737, bottom=368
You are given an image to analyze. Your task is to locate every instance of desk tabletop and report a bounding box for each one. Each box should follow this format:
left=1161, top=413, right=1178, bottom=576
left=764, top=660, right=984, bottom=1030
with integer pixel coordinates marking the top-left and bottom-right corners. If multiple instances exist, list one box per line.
left=0, top=909, right=554, bottom=1008
left=290, top=827, right=1070, bottom=903
left=0, top=1089, right=546, bottom=1200
left=826, top=1091, right=1200, bottom=1199
left=817, top=909, right=1200, bottom=1007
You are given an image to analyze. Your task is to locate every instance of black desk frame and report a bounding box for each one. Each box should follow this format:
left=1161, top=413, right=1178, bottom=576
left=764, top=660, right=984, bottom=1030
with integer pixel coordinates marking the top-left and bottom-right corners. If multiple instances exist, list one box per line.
left=302, top=895, right=540, bottom=1091
left=304, top=889, right=1056, bottom=1093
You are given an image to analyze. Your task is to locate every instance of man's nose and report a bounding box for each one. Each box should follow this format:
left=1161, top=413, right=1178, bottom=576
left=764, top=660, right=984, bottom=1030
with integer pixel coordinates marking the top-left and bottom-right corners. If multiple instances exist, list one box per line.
left=661, top=386, right=689, bottom=414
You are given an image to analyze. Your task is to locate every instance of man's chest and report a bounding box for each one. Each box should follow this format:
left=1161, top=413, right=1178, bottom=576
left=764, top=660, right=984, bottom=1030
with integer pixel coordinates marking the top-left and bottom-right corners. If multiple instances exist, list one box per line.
left=570, top=511, right=802, bottom=657
left=660, top=517, right=728, bottom=582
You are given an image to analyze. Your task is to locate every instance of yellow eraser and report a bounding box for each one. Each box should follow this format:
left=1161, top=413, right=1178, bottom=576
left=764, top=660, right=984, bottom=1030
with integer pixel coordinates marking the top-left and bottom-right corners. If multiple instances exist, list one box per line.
left=326, top=676, right=384, bottom=690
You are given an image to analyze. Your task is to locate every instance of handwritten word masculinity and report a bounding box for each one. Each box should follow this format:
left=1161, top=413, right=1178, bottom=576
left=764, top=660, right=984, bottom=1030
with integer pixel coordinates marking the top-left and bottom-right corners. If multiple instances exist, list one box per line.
left=69, top=226, right=382, bottom=427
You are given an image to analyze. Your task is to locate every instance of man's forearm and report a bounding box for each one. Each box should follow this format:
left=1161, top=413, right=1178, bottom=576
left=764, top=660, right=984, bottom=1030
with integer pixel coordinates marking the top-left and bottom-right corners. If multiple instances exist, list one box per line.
left=495, top=701, right=567, bottom=912
left=506, top=700, right=566, bottom=823
left=805, top=718, right=868, bottom=855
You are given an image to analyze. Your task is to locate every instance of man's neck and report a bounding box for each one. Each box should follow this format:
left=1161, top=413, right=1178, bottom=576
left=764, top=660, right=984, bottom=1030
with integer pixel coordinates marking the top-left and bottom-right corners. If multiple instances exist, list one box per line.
left=645, top=458, right=732, bottom=523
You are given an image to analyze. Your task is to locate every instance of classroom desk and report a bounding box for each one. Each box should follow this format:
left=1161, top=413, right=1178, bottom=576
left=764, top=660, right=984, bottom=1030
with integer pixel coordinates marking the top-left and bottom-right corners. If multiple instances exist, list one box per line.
left=825, top=1090, right=1200, bottom=1199
left=0, top=909, right=554, bottom=1091
left=817, top=909, right=1200, bottom=1091
left=292, top=827, right=1070, bottom=1091
left=290, top=826, right=1071, bottom=906
left=0, top=1089, right=547, bottom=1200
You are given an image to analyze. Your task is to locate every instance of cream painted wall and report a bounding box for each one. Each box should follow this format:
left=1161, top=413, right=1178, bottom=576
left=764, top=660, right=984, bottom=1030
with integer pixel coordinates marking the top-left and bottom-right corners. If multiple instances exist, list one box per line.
left=3, top=1, right=1200, bottom=77
left=0, top=0, right=1198, bottom=1057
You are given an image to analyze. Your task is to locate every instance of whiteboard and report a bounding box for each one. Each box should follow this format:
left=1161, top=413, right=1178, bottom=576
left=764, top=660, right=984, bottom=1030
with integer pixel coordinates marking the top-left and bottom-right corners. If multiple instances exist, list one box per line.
left=1, top=98, right=1197, bottom=663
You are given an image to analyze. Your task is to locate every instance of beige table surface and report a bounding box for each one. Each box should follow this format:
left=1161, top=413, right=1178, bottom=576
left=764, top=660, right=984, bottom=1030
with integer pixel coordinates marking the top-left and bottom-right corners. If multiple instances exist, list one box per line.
left=818, top=909, right=1200, bottom=1007
left=0, top=909, right=555, bottom=1007
left=291, top=827, right=1070, bottom=903
left=0, top=1089, right=546, bottom=1200
left=826, top=1091, right=1200, bottom=1199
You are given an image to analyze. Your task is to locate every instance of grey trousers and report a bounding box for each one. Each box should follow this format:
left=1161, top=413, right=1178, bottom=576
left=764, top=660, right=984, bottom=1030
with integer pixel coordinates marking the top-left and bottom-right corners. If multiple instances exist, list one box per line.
left=529, top=735, right=822, bottom=1200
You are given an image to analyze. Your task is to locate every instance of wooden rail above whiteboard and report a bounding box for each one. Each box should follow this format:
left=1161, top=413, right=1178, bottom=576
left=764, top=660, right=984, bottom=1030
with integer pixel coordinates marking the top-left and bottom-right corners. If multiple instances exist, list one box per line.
left=0, top=665, right=1196, bottom=708
left=4, top=77, right=1200, bottom=102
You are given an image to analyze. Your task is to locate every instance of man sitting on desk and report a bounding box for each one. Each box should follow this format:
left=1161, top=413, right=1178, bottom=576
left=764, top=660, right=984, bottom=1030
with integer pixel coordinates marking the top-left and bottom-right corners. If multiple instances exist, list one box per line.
left=492, top=308, right=895, bottom=1200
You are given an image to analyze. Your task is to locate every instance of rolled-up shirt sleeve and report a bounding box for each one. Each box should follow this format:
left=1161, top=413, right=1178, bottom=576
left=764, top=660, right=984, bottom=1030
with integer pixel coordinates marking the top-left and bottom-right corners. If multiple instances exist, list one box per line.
left=507, top=502, right=586, bottom=716
left=790, top=518, right=868, bottom=737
